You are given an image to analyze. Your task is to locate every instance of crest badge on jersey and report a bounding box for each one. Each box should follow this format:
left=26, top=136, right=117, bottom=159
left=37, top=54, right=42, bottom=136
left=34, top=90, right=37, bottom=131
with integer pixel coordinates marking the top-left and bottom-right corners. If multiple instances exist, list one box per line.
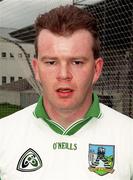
left=88, top=144, right=115, bottom=176
left=17, top=148, right=43, bottom=172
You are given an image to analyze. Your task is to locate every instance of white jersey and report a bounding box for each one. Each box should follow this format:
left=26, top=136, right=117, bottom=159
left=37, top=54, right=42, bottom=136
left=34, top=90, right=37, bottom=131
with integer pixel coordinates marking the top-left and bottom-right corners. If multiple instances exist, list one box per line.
left=0, top=93, right=133, bottom=180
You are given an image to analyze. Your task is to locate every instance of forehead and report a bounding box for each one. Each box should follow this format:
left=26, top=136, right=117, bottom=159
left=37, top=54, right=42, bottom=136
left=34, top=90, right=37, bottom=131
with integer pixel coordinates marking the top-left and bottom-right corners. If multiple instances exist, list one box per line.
left=37, top=29, right=94, bottom=55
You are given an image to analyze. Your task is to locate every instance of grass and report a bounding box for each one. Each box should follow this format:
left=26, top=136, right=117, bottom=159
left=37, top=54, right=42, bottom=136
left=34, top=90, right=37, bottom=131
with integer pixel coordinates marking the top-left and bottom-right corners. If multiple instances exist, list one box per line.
left=0, top=103, right=22, bottom=119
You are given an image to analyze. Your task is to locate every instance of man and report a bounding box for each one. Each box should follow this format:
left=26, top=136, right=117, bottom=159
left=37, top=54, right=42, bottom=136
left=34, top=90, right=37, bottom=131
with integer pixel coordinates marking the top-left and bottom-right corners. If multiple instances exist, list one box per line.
left=0, top=5, right=133, bottom=180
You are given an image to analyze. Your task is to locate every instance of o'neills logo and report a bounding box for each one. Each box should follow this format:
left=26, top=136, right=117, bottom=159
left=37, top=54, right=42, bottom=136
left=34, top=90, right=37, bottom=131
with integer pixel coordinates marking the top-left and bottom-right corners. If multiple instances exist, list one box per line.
left=17, top=148, right=43, bottom=172
left=53, top=142, right=77, bottom=151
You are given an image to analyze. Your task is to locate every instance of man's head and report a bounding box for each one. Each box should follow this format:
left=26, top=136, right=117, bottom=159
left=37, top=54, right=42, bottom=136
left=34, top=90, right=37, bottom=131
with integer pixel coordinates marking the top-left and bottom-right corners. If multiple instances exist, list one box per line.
left=34, top=5, right=100, bottom=59
left=32, top=5, right=103, bottom=114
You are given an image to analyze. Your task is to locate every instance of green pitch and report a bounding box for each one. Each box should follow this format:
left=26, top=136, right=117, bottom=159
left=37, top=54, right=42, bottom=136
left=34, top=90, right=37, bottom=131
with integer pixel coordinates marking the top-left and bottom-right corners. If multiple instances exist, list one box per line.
left=0, top=103, right=22, bottom=119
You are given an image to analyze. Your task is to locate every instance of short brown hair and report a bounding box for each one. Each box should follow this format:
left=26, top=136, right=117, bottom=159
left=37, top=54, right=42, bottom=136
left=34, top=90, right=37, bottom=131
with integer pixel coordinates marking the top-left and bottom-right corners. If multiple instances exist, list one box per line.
left=34, top=5, right=100, bottom=58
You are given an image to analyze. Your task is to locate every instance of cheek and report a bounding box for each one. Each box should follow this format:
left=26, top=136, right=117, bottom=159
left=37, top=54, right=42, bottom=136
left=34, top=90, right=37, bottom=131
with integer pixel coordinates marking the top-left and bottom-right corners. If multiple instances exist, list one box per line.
left=39, top=71, right=54, bottom=90
left=75, top=69, right=95, bottom=87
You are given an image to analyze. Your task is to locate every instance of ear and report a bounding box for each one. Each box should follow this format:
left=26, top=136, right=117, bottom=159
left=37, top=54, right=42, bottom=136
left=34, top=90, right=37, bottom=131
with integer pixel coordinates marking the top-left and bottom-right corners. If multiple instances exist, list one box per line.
left=93, top=57, right=104, bottom=84
left=32, top=58, right=40, bottom=82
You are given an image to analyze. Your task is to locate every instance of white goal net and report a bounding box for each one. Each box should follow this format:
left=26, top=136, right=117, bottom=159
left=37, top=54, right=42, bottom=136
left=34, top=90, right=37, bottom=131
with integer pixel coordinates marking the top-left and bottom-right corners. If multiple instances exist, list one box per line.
left=74, top=0, right=133, bottom=118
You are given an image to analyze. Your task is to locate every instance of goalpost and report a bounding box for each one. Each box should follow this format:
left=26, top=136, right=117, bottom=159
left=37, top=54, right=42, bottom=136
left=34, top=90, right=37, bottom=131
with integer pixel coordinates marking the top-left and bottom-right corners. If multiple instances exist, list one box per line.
left=1, top=37, right=42, bottom=95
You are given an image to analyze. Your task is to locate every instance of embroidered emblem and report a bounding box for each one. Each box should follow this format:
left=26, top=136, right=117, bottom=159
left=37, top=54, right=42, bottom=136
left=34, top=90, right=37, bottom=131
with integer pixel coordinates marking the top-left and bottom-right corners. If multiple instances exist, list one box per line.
left=17, top=148, right=43, bottom=172
left=88, top=144, right=115, bottom=176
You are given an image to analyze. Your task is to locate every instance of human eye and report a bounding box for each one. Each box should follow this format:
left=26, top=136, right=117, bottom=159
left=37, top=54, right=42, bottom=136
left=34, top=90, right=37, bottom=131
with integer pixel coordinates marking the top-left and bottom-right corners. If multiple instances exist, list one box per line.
left=45, top=60, right=57, bottom=65
left=72, top=59, right=84, bottom=65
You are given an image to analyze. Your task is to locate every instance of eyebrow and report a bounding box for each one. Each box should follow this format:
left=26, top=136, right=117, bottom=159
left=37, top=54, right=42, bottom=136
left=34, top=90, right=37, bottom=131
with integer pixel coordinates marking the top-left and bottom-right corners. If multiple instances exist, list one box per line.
left=72, top=57, right=88, bottom=61
left=40, top=56, right=89, bottom=61
left=40, top=56, right=58, bottom=61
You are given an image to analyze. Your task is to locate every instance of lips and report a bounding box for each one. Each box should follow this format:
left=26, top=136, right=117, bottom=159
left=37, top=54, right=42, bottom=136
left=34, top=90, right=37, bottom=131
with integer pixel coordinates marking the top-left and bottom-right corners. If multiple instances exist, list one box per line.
left=57, top=88, right=73, bottom=92
left=56, top=88, right=74, bottom=98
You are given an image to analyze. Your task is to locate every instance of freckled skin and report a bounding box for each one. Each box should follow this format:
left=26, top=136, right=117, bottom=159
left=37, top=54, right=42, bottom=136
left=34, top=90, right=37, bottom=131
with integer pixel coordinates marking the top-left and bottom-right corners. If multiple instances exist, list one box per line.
left=32, top=29, right=103, bottom=125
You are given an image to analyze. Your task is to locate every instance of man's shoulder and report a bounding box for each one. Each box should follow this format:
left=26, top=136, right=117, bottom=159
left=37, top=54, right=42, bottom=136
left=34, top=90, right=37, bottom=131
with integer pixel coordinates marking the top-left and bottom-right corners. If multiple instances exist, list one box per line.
left=100, top=103, right=133, bottom=122
left=0, top=103, right=37, bottom=125
left=99, top=103, right=133, bottom=137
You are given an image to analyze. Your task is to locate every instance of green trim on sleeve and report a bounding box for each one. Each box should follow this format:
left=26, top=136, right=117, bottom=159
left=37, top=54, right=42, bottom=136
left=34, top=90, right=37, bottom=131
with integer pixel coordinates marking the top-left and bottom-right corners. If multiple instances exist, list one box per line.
left=34, top=92, right=101, bottom=135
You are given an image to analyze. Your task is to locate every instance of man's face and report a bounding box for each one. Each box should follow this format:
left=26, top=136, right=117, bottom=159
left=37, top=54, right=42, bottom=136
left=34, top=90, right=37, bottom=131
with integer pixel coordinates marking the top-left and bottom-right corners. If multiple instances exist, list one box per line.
left=32, top=29, right=103, bottom=112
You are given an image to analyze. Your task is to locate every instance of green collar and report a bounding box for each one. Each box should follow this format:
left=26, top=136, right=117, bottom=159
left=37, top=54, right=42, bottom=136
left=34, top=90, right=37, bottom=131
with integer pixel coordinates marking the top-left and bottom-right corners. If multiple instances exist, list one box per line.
left=34, top=93, right=101, bottom=135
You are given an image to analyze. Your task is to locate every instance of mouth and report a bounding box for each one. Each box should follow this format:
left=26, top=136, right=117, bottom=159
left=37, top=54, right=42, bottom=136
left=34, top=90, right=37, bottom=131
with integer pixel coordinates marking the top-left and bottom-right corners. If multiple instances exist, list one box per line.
left=56, top=88, right=74, bottom=98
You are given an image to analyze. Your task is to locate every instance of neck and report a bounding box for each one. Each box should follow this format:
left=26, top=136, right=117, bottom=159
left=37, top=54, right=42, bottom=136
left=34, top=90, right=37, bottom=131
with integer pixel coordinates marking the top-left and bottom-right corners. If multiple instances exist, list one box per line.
left=43, top=94, right=93, bottom=129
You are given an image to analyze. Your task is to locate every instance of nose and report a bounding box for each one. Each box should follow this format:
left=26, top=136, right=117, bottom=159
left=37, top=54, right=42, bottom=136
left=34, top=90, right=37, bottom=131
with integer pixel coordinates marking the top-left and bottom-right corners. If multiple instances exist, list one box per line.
left=56, top=63, right=72, bottom=81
